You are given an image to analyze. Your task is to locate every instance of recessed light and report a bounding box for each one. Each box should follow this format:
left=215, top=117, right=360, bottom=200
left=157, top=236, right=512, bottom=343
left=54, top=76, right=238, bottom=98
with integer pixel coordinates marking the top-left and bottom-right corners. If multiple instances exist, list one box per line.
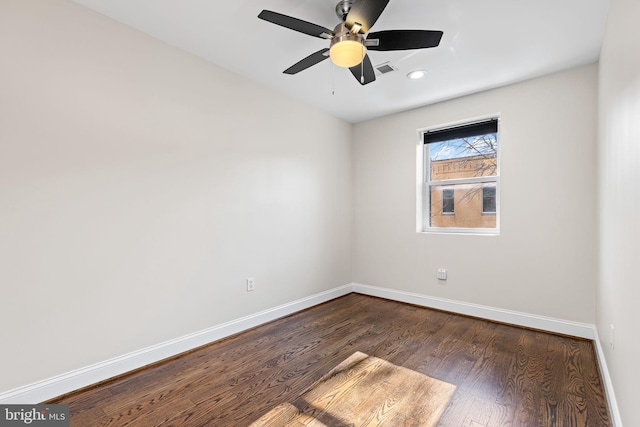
left=407, top=70, right=426, bottom=80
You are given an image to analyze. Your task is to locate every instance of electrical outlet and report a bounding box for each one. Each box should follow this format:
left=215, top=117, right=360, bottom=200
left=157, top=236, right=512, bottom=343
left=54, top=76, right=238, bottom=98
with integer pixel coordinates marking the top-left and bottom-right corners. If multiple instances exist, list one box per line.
left=437, top=268, right=447, bottom=281
left=247, top=278, right=255, bottom=292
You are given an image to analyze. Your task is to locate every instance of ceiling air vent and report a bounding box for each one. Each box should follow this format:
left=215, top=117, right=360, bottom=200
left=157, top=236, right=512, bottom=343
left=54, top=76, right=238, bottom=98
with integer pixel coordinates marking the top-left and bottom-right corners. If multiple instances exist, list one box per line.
left=374, top=62, right=398, bottom=76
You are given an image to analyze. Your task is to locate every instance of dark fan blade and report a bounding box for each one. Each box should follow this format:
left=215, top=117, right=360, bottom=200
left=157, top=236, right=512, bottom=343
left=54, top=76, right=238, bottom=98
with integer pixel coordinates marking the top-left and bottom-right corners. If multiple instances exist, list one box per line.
left=366, top=30, right=443, bottom=51
left=345, top=0, right=390, bottom=33
left=258, top=10, right=333, bottom=39
left=349, top=54, right=376, bottom=85
left=284, top=48, right=330, bottom=74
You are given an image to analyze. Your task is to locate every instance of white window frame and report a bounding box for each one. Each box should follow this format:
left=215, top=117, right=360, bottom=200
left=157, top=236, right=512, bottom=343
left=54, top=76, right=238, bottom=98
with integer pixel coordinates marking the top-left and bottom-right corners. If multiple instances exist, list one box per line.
left=416, top=115, right=501, bottom=235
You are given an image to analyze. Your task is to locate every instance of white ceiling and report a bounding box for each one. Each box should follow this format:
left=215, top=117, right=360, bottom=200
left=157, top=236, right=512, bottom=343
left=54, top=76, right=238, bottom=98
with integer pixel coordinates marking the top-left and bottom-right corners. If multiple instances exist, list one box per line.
left=72, top=0, right=610, bottom=123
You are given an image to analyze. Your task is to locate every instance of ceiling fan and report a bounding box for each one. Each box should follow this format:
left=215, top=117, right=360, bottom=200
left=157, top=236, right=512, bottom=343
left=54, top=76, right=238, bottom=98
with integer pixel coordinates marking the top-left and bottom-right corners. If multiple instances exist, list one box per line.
left=258, top=0, right=443, bottom=85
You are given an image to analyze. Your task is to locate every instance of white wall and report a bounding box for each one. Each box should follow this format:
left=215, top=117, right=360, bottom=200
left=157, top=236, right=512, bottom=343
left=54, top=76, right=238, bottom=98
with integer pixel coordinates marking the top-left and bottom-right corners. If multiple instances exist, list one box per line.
left=598, top=0, right=640, bottom=425
left=353, top=64, right=598, bottom=323
left=0, top=0, right=352, bottom=394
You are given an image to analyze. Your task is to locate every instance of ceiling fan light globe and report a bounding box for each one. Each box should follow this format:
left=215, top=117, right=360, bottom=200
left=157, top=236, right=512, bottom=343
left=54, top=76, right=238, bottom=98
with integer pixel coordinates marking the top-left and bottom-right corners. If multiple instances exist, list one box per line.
left=330, top=40, right=366, bottom=68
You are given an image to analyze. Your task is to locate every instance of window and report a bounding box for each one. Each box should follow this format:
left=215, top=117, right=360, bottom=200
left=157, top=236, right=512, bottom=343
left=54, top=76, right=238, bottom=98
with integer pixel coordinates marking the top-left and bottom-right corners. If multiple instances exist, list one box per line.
left=442, top=188, right=454, bottom=214
left=482, top=184, right=496, bottom=214
left=418, top=118, right=499, bottom=233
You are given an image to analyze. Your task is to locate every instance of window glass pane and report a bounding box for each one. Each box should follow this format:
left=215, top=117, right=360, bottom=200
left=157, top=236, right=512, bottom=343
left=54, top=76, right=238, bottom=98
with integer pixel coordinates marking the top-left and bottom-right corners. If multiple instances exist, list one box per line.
left=429, top=133, right=498, bottom=181
left=429, top=183, right=497, bottom=228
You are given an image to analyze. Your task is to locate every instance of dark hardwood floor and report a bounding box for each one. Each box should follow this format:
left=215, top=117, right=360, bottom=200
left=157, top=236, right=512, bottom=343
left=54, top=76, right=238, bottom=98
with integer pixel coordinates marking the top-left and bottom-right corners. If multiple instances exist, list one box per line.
left=49, top=294, right=612, bottom=426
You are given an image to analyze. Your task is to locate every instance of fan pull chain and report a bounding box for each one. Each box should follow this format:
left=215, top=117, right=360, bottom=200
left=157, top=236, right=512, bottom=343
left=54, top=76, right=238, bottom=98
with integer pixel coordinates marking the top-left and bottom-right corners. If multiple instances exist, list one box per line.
left=331, top=62, right=335, bottom=95
left=360, top=44, right=365, bottom=84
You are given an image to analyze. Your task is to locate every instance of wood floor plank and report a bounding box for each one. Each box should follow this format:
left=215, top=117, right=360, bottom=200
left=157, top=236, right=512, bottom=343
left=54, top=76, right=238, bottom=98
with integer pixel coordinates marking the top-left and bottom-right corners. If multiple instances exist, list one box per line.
left=49, top=294, right=612, bottom=426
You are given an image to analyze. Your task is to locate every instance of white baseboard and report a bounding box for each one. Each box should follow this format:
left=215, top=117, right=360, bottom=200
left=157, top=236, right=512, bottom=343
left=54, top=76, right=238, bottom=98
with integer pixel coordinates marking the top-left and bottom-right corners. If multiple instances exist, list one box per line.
left=592, top=328, right=624, bottom=427
left=351, top=283, right=595, bottom=339
left=1, top=281, right=620, bottom=427
left=0, top=284, right=352, bottom=404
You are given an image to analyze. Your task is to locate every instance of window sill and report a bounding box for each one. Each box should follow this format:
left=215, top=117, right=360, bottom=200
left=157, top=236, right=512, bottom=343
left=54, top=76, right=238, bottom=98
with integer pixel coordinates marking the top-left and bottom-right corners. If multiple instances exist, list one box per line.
left=419, top=228, right=500, bottom=236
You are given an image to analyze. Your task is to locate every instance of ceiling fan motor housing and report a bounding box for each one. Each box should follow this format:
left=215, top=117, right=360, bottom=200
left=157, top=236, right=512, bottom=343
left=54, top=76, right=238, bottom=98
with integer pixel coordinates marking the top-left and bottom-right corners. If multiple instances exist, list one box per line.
left=335, top=0, right=354, bottom=21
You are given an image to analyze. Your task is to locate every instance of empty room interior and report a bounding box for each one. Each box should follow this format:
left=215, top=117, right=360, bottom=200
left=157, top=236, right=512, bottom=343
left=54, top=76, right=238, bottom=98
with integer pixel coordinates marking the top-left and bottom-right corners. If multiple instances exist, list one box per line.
left=1, top=0, right=638, bottom=426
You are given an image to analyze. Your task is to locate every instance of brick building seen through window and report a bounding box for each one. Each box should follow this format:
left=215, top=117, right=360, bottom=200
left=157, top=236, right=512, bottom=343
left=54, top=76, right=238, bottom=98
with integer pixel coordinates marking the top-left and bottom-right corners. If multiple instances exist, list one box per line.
left=429, top=154, right=497, bottom=228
